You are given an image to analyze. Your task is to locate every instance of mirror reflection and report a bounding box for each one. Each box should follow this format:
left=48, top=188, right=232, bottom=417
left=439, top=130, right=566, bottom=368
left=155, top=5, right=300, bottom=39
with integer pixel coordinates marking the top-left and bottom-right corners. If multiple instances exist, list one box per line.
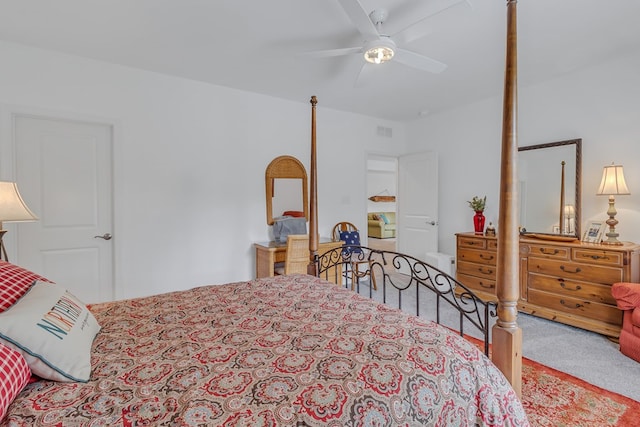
left=518, top=139, right=582, bottom=238
left=272, top=179, right=304, bottom=218
left=265, top=155, right=308, bottom=225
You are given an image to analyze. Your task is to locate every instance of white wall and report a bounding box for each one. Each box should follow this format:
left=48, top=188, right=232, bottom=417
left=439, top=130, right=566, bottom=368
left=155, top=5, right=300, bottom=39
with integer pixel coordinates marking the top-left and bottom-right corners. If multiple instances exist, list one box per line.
left=4, top=40, right=636, bottom=298
left=406, top=50, right=640, bottom=256
left=0, top=41, right=407, bottom=300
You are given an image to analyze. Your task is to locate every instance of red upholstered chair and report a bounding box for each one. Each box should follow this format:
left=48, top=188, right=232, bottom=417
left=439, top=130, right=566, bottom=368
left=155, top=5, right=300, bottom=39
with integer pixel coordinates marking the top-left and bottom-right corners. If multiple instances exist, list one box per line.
left=611, top=282, right=640, bottom=362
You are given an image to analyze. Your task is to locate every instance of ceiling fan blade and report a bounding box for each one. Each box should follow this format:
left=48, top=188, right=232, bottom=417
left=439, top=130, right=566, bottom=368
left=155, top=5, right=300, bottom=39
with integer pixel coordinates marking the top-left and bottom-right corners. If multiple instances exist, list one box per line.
left=394, top=48, right=447, bottom=74
left=299, top=46, right=362, bottom=59
left=392, top=0, right=469, bottom=45
left=337, top=0, right=380, bottom=41
left=354, top=62, right=376, bottom=88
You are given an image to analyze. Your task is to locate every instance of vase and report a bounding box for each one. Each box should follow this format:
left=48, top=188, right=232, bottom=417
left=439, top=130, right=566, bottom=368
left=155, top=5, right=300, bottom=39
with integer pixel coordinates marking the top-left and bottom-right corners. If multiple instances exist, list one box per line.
left=473, top=211, right=485, bottom=235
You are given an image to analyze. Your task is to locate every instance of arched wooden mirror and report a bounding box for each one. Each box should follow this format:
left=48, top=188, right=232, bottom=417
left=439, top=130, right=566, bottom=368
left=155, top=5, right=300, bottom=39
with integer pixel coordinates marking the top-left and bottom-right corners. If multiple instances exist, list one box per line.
left=265, top=155, right=309, bottom=225
left=518, top=138, right=582, bottom=238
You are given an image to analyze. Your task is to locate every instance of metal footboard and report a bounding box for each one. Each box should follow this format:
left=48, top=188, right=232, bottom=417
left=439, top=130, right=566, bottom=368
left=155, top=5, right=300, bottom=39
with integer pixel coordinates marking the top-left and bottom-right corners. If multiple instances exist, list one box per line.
left=316, top=246, right=497, bottom=356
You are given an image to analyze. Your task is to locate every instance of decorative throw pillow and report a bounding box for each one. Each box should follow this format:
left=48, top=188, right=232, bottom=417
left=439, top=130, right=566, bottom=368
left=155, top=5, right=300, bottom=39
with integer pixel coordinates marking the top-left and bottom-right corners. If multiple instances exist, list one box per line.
left=379, top=213, right=389, bottom=224
left=339, top=230, right=363, bottom=254
left=0, top=261, right=54, bottom=313
left=0, top=281, right=101, bottom=382
left=0, top=342, right=30, bottom=420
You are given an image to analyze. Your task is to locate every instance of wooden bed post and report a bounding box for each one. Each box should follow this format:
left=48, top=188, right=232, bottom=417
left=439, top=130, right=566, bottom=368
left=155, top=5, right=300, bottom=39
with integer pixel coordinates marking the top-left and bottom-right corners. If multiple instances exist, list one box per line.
left=492, top=0, right=523, bottom=397
left=308, top=96, right=319, bottom=275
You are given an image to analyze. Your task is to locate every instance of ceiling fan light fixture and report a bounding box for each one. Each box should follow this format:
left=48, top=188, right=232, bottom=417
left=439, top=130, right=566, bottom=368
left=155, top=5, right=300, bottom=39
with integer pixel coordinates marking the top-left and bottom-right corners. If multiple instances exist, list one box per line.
left=363, top=38, right=395, bottom=64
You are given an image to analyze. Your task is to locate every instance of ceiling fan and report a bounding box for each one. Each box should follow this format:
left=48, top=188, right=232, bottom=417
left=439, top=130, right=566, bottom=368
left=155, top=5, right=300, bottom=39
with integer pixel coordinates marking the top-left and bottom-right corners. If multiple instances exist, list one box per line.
left=302, top=0, right=469, bottom=85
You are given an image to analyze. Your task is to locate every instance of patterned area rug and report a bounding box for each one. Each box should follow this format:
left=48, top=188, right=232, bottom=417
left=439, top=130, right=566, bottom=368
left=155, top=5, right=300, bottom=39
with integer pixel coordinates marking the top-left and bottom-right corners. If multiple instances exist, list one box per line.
left=521, top=357, right=640, bottom=426
left=461, top=333, right=639, bottom=426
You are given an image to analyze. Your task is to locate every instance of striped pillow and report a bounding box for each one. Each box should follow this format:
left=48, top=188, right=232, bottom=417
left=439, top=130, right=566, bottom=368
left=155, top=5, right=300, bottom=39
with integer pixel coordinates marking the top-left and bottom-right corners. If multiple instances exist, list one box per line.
left=0, top=342, right=30, bottom=420
left=0, top=261, right=53, bottom=313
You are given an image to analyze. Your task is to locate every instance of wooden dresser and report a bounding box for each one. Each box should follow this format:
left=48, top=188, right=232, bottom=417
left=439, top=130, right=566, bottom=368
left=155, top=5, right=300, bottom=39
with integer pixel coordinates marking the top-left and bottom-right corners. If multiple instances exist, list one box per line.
left=455, top=232, right=640, bottom=338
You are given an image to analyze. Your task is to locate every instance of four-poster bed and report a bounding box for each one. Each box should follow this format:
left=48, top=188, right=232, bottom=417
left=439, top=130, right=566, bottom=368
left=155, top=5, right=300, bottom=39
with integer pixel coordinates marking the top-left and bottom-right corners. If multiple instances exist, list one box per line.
left=307, top=0, right=523, bottom=394
left=1, top=2, right=528, bottom=425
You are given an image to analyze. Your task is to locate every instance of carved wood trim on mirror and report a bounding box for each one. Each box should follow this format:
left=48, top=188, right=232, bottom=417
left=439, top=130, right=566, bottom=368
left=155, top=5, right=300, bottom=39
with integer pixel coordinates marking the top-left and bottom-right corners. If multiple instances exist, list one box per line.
left=265, top=155, right=309, bottom=225
left=518, top=138, right=582, bottom=239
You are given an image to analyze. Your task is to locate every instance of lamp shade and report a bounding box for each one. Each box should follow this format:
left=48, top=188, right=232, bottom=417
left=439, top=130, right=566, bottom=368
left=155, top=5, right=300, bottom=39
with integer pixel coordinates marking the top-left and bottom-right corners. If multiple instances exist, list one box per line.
left=596, top=164, right=630, bottom=196
left=0, top=182, right=38, bottom=223
left=564, top=204, right=575, bottom=217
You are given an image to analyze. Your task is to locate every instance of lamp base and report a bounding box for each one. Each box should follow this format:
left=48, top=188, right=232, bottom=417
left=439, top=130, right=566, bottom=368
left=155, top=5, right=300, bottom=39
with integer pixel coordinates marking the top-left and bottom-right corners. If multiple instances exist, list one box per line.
left=601, top=235, right=624, bottom=246
left=602, top=196, right=623, bottom=245
left=0, top=230, right=7, bottom=262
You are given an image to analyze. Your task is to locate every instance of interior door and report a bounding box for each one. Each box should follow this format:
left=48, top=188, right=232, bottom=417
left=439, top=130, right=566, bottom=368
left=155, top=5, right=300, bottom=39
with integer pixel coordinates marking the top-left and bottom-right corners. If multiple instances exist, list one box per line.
left=13, top=115, right=114, bottom=303
left=398, top=151, right=438, bottom=260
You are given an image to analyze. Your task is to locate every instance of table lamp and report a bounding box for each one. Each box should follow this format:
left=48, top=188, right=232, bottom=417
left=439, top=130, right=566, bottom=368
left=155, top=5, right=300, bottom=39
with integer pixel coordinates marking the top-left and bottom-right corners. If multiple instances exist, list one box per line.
left=596, top=163, right=630, bottom=245
left=0, top=182, right=38, bottom=261
left=563, top=204, right=575, bottom=235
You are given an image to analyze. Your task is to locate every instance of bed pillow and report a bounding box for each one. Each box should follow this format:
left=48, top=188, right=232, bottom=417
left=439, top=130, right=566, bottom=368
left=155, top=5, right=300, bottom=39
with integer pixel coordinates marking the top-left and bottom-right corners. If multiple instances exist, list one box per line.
left=0, top=341, right=30, bottom=420
left=339, top=230, right=363, bottom=254
left=0, top=261, right=54, bottom=313
left=0, top=281, right=101, bottom=382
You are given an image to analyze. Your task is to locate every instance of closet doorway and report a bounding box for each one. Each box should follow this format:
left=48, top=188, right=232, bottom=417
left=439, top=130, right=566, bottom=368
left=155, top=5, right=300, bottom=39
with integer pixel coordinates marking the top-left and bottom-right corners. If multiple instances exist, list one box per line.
left=366, top=154, right=397, bottom=252
left=366, top=152, right=439, bottom=260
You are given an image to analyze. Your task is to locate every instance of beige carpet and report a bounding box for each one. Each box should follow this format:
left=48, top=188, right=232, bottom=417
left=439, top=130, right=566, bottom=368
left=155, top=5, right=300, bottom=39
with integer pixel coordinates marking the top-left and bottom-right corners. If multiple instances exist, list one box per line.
left=367, top=237, right=396, bottom=252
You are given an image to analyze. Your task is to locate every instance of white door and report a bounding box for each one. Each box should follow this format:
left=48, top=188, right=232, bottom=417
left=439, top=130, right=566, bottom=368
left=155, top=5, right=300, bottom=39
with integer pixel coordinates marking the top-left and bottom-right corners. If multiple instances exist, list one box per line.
left=14, top=115, right=114, bottom=303
left=398, top=151, right=438, bottom=260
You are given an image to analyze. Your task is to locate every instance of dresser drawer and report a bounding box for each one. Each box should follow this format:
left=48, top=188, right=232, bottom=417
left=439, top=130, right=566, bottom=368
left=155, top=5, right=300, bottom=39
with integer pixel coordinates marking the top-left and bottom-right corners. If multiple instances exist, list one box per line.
left=457, top=248, right=496, bottom=266
left=572, top=248, right=624, bottom=267
left=525, top=244, right=570, bottom=260
left=274, top=251, right=286, bottom=263
left=487, top=240, right=498, bottom=250
left=527, top=257, right=623, bottom=284
left=457, top=236, right=487, bottom=250
left=528, top=273, right=617, bottom=305
left=457, top=260, right=496, bottom=280
left=528, top=289, right=622, bottom=326
left=457, top=272, right=496, bottom=294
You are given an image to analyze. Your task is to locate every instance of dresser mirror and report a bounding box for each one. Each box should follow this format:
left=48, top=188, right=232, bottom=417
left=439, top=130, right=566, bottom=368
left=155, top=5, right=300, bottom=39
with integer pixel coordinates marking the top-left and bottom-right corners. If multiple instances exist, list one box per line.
left=265, top=155, right=308, bottom=225
left=518, top=139, right=582, bottom=238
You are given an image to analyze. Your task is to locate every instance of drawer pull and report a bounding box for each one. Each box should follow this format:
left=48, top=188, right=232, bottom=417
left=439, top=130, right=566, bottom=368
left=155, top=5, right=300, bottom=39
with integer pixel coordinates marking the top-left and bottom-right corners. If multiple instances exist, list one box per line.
left=587, top=254, right=610, bottom=261
left=560, top=299, right=584, bottom=309
left=479, top=281, right=495, bottom=289
left=464, top=240, right=480, bottom=246
left=479, top=254, right=494, bottom=260
left=559, top=265, right=581, bottom=274
left=539, top=248, right=559, bottom=255
left=559, top=282, right=582, bottom=292
left=478, top=267, right=494, bottom=275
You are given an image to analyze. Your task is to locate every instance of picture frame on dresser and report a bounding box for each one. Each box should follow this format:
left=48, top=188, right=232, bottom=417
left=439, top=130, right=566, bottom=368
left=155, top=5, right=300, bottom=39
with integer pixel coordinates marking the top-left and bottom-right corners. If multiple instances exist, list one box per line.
left=582, top=221, right=604, bottom=243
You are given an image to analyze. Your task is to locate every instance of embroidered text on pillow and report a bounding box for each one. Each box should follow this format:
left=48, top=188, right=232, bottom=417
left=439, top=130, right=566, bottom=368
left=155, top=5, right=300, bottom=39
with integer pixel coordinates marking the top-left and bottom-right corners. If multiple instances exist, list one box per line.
left=38, top=291, right=84, bottom=340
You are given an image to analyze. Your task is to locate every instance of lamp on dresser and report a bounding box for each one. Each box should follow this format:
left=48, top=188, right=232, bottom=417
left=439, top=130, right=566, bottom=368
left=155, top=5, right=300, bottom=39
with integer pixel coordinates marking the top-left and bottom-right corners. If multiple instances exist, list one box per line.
left=0, top=182, right=38, bottom=261
left=596, top=163, right=630, bottom=245
left=563, top=204, right=576, bottom=235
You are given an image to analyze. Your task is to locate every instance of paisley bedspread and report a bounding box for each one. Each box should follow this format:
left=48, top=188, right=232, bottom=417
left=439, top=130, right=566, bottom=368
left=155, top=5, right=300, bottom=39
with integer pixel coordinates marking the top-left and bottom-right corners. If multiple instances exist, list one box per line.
left=3, top=274, right=529, bottom=426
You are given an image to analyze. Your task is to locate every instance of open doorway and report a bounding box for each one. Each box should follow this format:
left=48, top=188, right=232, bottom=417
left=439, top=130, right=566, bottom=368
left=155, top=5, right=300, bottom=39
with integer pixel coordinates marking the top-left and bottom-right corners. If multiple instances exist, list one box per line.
left=366, top=154, right=397, bottom=252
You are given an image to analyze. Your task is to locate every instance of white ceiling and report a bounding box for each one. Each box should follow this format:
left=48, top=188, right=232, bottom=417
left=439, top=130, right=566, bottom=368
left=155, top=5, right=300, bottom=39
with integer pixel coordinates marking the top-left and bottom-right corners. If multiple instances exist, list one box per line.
left=1, top=0, right=639, bottom=122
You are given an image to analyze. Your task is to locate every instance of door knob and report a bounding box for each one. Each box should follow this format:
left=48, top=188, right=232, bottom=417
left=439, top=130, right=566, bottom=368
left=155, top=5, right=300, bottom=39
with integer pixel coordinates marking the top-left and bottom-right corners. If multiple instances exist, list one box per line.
left=427, top=221, right=437, bottom=226
left=94, top=233, right=112, bottom=240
